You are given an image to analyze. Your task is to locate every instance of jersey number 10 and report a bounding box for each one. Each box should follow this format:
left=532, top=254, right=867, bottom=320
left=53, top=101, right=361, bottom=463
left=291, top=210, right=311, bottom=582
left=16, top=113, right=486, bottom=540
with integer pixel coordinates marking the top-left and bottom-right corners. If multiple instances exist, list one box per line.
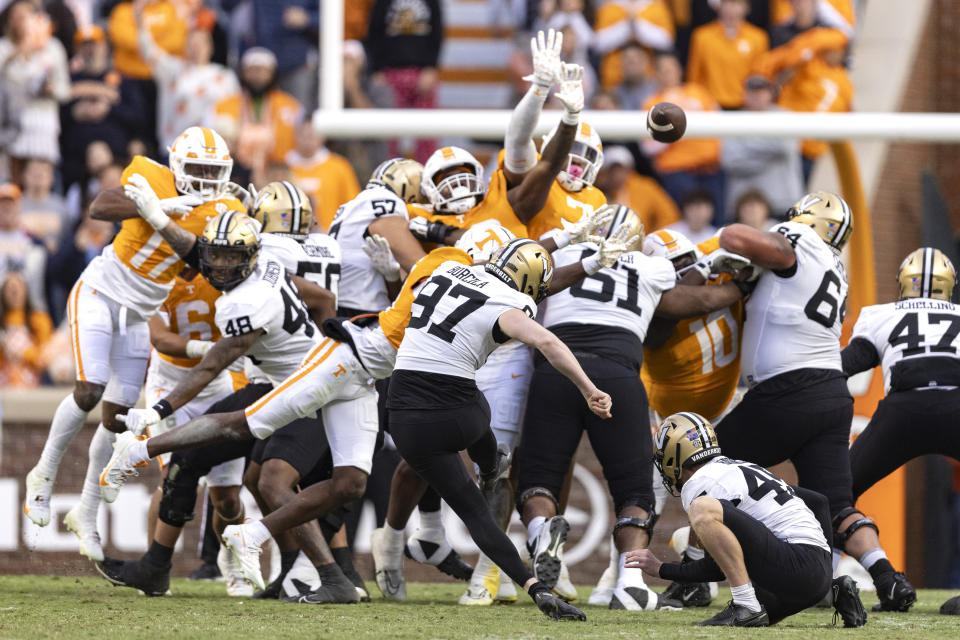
left=689, top=308, right=738, bottom=374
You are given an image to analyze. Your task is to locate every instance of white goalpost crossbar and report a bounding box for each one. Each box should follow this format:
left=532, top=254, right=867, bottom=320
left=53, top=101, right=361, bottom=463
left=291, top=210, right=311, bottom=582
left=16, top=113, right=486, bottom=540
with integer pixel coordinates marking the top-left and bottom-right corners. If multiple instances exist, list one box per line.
left=311, top=109, right=960, bottom=141
left=317, top=1, right=960, bottom=142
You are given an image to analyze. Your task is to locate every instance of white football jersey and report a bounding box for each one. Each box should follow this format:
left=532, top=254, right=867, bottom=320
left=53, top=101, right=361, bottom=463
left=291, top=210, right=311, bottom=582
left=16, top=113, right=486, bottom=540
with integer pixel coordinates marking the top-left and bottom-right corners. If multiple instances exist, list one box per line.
left=260, top=232, right=341, bottom=303
left=215, top=254, right=321, bottom=385
left=394, top=262, right=537, bottom=379
left=681, top=457, right=829, bottom=551
left=740, top=222, right=848, bottom=386
left=851, top=298, right=960, bottom=392
left=328, top=185, right=408, bottom=313
left=540, top=244, right=676, bottom=343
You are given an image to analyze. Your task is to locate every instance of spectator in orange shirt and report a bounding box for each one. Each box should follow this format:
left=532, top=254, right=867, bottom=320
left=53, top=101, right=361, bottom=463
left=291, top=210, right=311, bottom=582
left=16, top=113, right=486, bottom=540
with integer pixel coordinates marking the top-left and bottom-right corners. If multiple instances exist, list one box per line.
left=595, top=145, right=680, bottom=232
left=213, top=47, right=303, bottom=186
left=686, top=0, right=768, bottom=109
left=771, top=0, right=854, bottom=39
left=0, top=271, right=54, bottom=388
left=108, top=0, right=187, bottom=148
left=593, top=0, right=675, bottom=90
left=285, top=121, right=361, bottom=232
left=642, top=52, right=724, bottom=222
left=759, top=22, right=852, bottom=183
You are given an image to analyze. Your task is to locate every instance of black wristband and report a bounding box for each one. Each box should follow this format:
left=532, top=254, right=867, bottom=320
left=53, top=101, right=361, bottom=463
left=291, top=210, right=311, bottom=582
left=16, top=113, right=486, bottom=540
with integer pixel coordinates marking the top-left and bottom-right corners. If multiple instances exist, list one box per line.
left=152, top=399, right=174, bottom=420
left=426, top=221, right=456, bottom=244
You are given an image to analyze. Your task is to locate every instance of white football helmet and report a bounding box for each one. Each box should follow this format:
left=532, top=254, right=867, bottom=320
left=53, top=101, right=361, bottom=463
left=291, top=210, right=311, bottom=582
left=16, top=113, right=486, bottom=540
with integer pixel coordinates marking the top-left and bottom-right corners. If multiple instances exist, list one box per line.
left=454, top=220, right=517, bottom=262
left=643, top=228, right=700, bottom=269
left=167, top=126, right=233, bottom=199
left=542, top=120, right=603, bottom=192
left=422, top=146, right=485, bottom=214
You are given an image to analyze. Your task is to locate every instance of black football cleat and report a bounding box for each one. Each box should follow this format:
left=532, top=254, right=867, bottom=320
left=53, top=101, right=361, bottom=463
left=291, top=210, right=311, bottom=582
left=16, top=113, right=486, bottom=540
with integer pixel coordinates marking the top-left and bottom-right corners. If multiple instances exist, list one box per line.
left=188, top=562, right=222, bottom=582
left=832, top=575, right=868, bottom=627
left=534, top=591, right=587, bottom=621
left=283, top=574, right=360, bottom=604
left=940, top=595, right=960, bottom=615
left=95, top=557, right=170, bottom=597
left=872, top=571, right=916, bottom=612
left=252, top=574, right=287, bottom=599
left=698, top=601, right=770, bottom=627
left=660, top=580, right=713, bottom=607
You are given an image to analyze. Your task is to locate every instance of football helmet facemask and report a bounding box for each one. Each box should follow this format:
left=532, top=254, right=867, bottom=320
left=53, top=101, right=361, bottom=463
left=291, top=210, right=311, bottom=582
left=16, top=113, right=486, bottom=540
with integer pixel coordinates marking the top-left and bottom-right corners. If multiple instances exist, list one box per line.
left=454, top=220, right=517, bottom=263
left=422, top=146, right=485, bottom=214
left=542, top=120, right=603, bottom=192
left=485, top=238, right=554, bottom=303
left=653, top=412, right=722, bottom=497
left=786, top=191, right=853, bottom=253
left=199, top=209, right=261, bottom=291
left=252, top=181, right=312, bottom=242
left=369, top=158, right=425, bottom=204
left=643, top=228, right=700, bottom=271
left=897, top=247, right=957, bottom=302
left=168, top=126, right=233, bottom=199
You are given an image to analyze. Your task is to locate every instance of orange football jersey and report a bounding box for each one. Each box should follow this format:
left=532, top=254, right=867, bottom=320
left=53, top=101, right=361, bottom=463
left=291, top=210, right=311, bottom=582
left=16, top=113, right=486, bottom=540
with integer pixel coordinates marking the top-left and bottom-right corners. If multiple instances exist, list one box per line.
left=526, top=181, right=608, bottom=243
left=117, top=156, right=244, bottom=284
left=157, top=274, right=223, bottom=368
left=378, top=247, right=473, bottom=349
left=641, top=238, right=743, bottom=420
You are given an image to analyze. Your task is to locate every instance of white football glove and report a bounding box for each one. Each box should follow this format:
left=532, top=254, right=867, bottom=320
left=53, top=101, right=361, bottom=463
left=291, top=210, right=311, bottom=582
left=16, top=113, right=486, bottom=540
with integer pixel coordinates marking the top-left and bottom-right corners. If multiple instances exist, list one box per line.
left=555, top=63, right=584, bottom=123
left=117, top=407, right=161, bottom=438
left=159, top=194, right=203, bottom=216
left=124, top=173, right=169, bottom=230
left=223, top=182, right=258, bottom=209
left=692, top=248, right=753, bottom=279
left=185, top=339, right=214, bottom=359
left=363, top=234, right=401, bottom=281
left=565, top=204, right=619, bottom=246
left=581, top=225, right=638, bottom=274
left=522, top=28, right=563, bottom=89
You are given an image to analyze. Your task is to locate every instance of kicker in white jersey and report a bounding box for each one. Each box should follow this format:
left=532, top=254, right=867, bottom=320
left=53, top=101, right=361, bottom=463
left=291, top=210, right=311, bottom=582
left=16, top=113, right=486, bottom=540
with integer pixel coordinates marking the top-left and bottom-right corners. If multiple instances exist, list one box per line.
left=740, top=221, right=848, bottom=386
left=680, top=457, right=829, bottom=552
left=394, top=262, right=537, bottom=379
left=328, top=185, right=408, bottom=313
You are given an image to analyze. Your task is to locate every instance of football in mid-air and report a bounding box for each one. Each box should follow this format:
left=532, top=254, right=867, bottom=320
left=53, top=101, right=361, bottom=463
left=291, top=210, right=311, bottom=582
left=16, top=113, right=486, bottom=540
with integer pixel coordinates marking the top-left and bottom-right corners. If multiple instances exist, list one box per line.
left=646, top=102, right=687, bottom=143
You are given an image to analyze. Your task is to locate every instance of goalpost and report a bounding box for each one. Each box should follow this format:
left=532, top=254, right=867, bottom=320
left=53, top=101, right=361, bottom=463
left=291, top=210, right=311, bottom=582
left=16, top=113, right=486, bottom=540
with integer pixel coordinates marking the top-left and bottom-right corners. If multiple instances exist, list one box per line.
left=314, top=1, right=960, bottom=142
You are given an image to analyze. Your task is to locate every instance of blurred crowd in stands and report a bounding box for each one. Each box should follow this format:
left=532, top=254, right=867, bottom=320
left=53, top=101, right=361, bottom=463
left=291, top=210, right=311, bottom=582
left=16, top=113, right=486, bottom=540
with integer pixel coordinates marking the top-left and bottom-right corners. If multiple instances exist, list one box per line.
left=0, top=0, right=856, bottom=387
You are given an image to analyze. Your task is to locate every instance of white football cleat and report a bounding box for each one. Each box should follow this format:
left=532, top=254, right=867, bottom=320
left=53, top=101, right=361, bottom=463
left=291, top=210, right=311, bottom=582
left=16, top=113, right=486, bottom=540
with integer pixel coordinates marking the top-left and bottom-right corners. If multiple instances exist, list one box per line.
left=370, top=527, right=406, bottom=601
left=495, top=572, right=518, bottom=604
left=588, top=536, right=618, bottom=606
left=221, top=524, right=265, bottom=591
left=63, top=505, right=103, bottom=562
left=527, top=516, right=569, bottom=590
left=553, top=561, right=578, bottom=602
left=609, top=585, right=683, bottom=611
left=218, top=546, right=254, bottom=597
left=99, top=431, right=140, bottom=503
left=459, top=555, right=498, bottom=606
left=24, top=467, right=54, bottom=526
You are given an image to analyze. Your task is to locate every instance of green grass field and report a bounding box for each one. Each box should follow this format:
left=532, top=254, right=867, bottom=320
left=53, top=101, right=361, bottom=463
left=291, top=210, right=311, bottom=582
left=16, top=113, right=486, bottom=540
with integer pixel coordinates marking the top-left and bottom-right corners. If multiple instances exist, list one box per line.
left=0, top=577, right=956, bottom=639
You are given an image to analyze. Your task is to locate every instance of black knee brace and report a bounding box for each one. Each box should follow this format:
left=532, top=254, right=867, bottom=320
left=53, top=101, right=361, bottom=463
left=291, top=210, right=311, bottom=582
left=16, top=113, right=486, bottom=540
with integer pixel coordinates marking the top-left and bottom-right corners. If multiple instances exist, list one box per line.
left=516, top=487, right=560, bottom=513
left=832, top=507, right=879, bottom=549
left=158, top=461, right=202, bottom=527
left=612, top=513, right=658, bottom=539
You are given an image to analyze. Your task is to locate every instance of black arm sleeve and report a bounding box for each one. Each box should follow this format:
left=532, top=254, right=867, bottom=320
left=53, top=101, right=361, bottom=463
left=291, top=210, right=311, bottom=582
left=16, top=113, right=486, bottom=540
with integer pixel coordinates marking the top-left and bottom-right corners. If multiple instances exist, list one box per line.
left=659, top=556, right=726, bottom=583
left=182, top=241, right=201, bottom=270
left=841, top=337, right=881, bottom=377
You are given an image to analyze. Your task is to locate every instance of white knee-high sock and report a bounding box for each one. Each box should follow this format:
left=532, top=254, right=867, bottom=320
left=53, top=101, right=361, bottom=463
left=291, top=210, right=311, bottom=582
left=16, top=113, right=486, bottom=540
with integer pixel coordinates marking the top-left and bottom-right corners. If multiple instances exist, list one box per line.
left=78, top=425, right=115, bottom=519
left=36, top=394, right=89, bottom=479
left=616, top=552, right=648, bottom=590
